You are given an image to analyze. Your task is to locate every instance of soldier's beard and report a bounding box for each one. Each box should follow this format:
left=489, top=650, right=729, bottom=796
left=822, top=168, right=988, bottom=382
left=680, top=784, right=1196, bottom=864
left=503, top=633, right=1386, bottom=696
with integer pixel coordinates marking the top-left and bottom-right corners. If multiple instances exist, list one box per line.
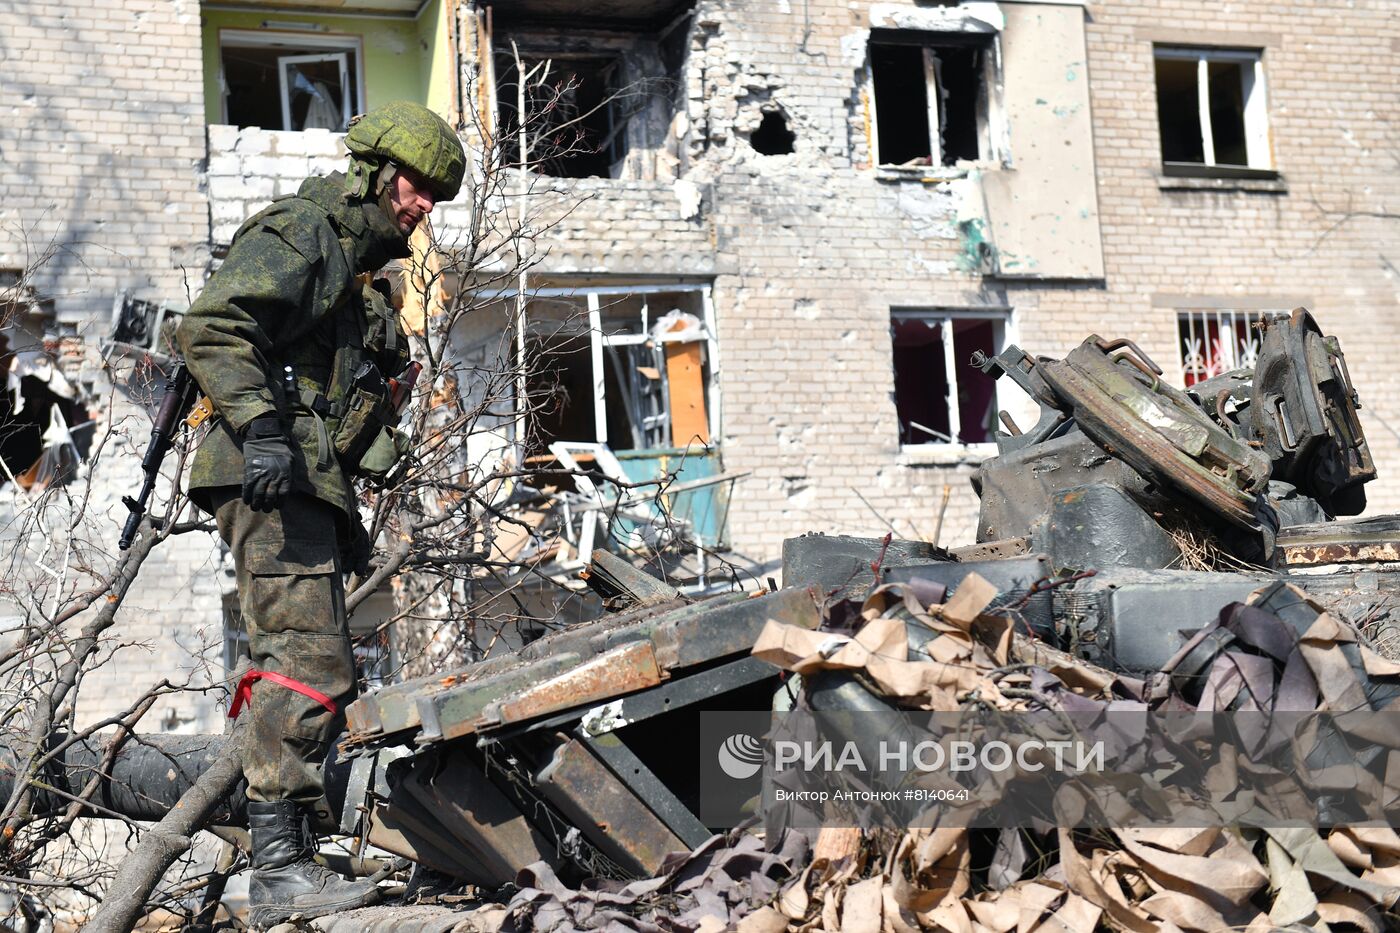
left=378, top=187, right=416, bottom=237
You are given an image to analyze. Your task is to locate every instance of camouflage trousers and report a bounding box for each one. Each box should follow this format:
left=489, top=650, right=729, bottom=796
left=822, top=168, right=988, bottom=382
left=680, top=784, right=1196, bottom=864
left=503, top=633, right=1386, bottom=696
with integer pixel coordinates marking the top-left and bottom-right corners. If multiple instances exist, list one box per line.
left=212, top=490, right=356, bottom=816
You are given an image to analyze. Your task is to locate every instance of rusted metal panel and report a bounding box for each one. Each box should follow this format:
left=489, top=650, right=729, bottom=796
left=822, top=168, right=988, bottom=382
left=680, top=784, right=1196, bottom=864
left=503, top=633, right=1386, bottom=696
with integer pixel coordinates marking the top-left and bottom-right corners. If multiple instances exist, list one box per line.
left=345, top=667, right=490, bottom=742
left=352, top=593, right=762, bottom=750
left=1282, top=541, right=1400, bottom=566
left=401, top=749, right=559, bottom=886
left=366, top=792, right=487, bottom=881
left=345, top=597, right=699, bottom=745
left=412, top=653, right=584, bottom=744
left=345, top=653, right=582, bottom=749
left=949, top=537, right=1030, bottom=561
left=659, top=587, right=820, bottom=670
left=1277, top=518, right=1400, bottom=567
left=484, top=641, right=663, bottom=730
left=535, top=737, right=687, bottom=876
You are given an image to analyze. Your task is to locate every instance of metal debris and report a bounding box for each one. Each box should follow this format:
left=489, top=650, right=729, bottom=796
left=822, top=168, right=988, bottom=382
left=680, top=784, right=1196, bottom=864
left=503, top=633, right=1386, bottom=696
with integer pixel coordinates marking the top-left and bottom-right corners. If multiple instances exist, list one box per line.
left=27, top=310, right=1400, bottom=930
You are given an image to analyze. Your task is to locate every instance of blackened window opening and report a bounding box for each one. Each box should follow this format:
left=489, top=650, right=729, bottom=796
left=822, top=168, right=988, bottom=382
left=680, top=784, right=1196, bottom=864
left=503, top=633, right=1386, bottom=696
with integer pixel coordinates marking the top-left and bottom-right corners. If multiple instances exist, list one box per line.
left=1154, top=57, right=1204, bottom=163
left=871, top=38, right=988, bottom=167
left=871, top=43, right=933, bottom=166
left=891, top=314, right=1002, bottom=445
left=950, top=319, right=997, bottom=443
left=1207, top=60, right=1249, bottom=166
left=497, top=54, right=624, bottom=178
left=933, top=46, right=984, bottom=165
left=526, top=334, right=597, bottom=453
left=892, top=318, right=949, bottom=444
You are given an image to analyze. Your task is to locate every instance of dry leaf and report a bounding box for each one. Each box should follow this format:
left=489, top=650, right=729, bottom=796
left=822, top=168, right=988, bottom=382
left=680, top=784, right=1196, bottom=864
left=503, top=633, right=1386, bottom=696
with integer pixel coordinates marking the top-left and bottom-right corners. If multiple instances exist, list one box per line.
left=840, top=877, right=885, bottom=933
left=739, top=907, right=792, bottom=933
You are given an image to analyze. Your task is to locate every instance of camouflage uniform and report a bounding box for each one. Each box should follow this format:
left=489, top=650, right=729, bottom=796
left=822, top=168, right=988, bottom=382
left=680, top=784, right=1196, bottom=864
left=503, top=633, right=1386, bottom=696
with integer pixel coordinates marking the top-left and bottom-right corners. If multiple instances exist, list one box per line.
left=177, top=100, right=465, bottom=928
left=178, top=171, right=411, bottom=809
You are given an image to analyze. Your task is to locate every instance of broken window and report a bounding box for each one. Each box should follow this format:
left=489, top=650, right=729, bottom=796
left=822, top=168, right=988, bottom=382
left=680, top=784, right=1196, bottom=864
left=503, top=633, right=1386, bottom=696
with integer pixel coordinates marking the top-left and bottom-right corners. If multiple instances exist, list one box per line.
left=522, top=285, right=715, bottom=453
left=1178, top=309, right=1279, bottom=386
left=869, top=31, right=993, bottom=169
left=109, top=291, right=182, bottom=355
left=488, top=0, right=693, bottom=181
left=891, top=310, right=1006, bottom=446
left=496, top=53, right=627, bottom=177
left=219, top=30, right=361, bottom=131
left=1154, top=47, right=1271, bottom=174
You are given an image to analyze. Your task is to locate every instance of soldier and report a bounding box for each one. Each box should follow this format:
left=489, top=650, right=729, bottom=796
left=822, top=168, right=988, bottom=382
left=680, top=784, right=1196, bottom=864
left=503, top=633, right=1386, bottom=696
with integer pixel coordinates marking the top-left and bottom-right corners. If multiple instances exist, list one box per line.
left=177, top=101, right=465, bottom=927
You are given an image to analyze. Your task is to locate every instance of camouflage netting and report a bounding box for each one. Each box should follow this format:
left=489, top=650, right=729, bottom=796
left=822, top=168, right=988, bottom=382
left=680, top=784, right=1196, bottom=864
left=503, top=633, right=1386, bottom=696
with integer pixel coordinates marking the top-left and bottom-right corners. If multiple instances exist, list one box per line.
left=309, top=575, right=1400, bottom=933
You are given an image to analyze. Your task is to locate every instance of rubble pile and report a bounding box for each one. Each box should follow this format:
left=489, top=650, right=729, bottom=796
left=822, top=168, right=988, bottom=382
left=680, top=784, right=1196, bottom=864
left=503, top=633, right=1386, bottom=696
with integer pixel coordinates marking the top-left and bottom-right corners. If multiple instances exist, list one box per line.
left=17, top=310, right=1400, bottom=931
left=320, top=309, right=1397, bottom=931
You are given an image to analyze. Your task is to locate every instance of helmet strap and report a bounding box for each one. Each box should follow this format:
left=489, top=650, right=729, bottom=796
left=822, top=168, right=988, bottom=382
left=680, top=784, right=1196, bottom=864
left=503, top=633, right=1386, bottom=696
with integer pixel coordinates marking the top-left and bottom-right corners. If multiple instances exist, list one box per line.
left=376, top=162, right=401, bottom=224
left=375, top=161, right=400, bottom=197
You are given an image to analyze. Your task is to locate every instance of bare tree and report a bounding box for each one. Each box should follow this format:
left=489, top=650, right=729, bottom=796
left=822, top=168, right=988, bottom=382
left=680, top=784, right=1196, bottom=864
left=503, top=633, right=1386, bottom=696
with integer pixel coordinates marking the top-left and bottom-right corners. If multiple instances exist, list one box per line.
left=0, top=59, right=733, bottom=932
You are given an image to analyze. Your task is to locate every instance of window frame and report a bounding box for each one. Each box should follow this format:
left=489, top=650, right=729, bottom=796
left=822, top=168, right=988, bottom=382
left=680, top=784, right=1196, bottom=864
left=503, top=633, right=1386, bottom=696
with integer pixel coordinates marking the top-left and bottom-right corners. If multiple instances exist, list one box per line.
left=486, top=282, right=721, bottom=451
left=1176, top=307, right=1290, bottom=386
left=867, top=29, right=1005, bottom=174
left=1153, top=45, right=1272, bottom=176
left=890, top=306, right=1012, bottom=452
left=218, top=28, right=366, bottom=131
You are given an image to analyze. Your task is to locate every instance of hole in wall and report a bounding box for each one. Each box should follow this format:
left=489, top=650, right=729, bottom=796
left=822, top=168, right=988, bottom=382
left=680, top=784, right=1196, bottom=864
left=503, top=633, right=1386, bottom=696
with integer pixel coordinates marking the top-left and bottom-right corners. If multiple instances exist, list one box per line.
left=750, top=110, right=795, bottom=155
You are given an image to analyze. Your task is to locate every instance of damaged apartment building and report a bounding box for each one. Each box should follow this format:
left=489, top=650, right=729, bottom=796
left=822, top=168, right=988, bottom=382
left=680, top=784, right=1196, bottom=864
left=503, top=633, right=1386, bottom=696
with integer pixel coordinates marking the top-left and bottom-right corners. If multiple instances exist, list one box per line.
left=0, top=0, right=1396, bottom=731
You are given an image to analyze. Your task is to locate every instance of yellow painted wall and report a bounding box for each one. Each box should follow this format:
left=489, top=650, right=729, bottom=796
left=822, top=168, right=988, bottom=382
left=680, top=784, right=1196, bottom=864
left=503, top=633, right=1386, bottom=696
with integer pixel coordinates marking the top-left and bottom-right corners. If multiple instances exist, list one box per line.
left=201, top=8, right=437, bottom=125
left=416, top=0, right=454, bottom=117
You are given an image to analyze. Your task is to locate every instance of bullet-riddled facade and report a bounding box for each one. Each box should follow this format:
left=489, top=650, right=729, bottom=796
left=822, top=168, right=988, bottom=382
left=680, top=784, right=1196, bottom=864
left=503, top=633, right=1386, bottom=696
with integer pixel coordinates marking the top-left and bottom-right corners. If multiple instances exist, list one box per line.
left=446, top=0, right=1399, bottom=557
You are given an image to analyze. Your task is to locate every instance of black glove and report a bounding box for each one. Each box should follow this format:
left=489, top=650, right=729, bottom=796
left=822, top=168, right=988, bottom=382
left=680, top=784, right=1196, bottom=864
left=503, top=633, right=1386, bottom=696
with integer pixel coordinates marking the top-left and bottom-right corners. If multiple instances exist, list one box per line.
left=346, top=514, right=374, bottom=578
left=241, top=416, right=294, bottom=512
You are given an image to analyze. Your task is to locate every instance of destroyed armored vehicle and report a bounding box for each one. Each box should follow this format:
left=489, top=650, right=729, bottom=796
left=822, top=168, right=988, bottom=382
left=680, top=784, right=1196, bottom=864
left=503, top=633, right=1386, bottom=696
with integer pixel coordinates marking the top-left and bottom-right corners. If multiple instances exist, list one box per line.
left=15, top=309, right=1400, bottom=925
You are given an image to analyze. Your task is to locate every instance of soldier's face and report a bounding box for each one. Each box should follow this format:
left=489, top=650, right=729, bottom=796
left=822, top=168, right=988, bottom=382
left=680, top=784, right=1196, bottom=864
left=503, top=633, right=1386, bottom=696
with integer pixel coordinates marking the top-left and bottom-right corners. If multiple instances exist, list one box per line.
left=387, top=168, right=438, bottom=235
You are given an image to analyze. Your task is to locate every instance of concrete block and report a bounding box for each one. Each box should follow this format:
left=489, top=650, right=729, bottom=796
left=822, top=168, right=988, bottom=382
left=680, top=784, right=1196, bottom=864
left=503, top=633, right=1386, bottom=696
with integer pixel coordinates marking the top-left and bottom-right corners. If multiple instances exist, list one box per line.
left=242, top=154, right=308, bottom=179
left=206, top=153, right=239, bottom=177
left=210, top=198, right=248, bottom=224
left=234, top=128, right=274, bottom=155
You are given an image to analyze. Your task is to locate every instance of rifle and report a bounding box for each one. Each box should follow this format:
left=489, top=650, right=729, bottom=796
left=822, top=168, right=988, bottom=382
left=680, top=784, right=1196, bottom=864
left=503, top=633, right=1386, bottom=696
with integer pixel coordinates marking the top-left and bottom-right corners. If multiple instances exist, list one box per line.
left=119, top=362, right=202, bottom=550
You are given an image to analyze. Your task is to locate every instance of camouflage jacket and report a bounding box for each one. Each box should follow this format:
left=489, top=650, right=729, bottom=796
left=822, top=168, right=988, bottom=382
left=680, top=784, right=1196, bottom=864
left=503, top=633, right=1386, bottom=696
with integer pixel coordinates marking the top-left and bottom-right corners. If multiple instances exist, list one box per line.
left=176, top=173, right=410, bottom=520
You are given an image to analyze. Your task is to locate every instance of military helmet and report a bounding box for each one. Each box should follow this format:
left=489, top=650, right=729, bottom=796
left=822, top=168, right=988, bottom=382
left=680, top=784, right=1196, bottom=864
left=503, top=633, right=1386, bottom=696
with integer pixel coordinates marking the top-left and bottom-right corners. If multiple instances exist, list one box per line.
left=345, top=101, right=466, bottom=201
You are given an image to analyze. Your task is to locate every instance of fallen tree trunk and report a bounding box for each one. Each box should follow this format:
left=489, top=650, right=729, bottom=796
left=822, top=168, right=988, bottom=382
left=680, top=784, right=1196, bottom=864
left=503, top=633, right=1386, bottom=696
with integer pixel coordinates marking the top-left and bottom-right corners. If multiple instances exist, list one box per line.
left=84, top=729, right=244, bottom=933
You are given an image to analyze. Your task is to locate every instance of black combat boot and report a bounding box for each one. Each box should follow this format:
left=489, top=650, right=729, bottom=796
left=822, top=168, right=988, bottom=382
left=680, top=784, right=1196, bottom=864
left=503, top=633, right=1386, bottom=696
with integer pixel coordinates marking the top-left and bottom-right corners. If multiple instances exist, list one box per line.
left=247, top=799, right=380, bottom=927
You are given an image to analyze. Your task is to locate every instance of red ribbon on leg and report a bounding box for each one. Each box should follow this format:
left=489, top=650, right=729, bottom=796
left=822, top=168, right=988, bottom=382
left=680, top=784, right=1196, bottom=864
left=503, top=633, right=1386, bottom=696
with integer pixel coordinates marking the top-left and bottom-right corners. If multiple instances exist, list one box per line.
left=229, top=669, right=337, bottom=719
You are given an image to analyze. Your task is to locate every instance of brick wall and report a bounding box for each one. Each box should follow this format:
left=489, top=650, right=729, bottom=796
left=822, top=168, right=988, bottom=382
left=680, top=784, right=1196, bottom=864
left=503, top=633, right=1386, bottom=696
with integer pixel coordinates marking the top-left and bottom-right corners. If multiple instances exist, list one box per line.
left=0, top=0, right=226, bottom=734
left=509, top=0, right=1400, bottom=566
left=0, top=0, right=210, bottom=325
left=206, top=125, right=349, bottom=246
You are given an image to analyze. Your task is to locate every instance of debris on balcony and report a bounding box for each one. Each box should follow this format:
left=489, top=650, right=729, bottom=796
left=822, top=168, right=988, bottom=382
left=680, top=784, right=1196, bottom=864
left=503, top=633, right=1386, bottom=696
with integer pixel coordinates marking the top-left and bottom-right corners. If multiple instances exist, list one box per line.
left=481, top=440, right=747, bottom=592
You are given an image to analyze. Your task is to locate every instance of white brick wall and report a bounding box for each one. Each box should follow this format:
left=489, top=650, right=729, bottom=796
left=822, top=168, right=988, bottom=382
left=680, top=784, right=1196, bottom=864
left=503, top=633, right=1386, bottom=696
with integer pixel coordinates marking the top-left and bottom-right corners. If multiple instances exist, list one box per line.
left=0, top=0, right=210, bottom=325
left=0, top=0, right=225, bottom=734
left=205, top=126, right=348, bottom=244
